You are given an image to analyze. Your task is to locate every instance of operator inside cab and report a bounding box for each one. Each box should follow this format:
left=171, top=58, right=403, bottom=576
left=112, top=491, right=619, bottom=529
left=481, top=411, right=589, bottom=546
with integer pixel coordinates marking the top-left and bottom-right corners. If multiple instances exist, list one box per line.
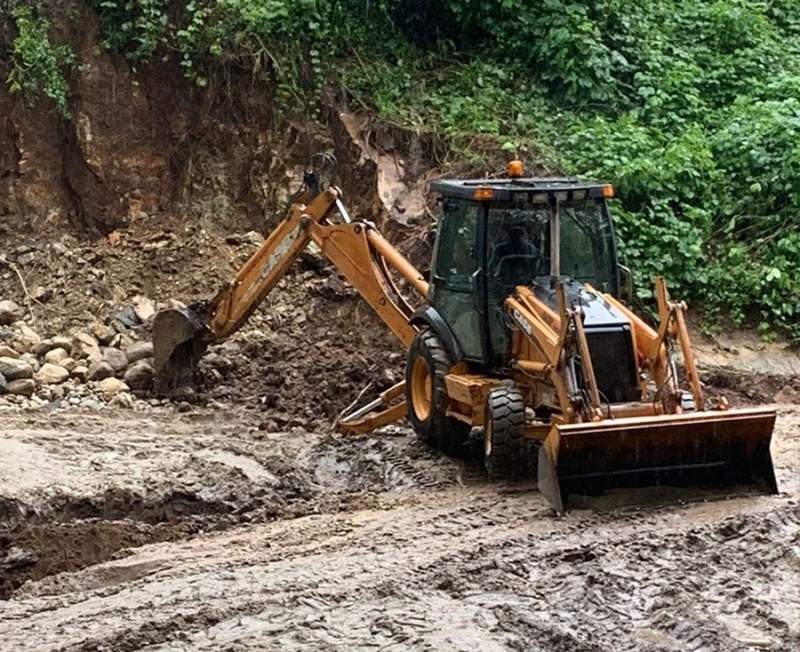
left=488, top=209, right=548, bottom=287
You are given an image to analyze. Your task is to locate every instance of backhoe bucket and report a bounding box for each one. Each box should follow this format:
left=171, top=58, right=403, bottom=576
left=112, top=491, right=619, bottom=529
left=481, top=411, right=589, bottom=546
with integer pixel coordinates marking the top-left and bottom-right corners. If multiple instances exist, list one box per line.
left=538, top=408, right=778, bottom=513
left=152, top=307, right=209, bottom=395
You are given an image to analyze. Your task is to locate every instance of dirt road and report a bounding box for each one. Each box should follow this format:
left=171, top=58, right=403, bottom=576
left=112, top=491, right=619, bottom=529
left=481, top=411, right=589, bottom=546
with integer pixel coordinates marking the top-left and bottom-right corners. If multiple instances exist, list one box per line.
left=1, top=407, right=798, bottom=651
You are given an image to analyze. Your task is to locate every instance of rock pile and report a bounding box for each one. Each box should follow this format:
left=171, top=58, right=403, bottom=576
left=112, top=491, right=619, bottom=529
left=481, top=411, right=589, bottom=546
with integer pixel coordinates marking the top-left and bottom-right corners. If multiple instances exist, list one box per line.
left=0, top=295, right=158, bottom=411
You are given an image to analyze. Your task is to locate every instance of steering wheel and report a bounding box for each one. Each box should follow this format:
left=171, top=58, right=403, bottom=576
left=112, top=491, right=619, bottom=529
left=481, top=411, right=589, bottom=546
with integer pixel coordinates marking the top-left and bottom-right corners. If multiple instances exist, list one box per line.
left=491, top=254, right=543, bottom=281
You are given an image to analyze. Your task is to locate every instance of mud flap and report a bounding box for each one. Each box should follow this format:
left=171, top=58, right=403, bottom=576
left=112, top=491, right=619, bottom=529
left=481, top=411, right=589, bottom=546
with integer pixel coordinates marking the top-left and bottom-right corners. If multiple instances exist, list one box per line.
left=537, top=408, right=778, bottom=514
left=152, top=308, right=209, bottom=395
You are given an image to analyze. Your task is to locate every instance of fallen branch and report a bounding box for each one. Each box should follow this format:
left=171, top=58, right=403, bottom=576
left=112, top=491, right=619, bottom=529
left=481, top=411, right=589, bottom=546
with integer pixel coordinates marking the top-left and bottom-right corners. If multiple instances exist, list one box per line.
left=0, top=255, right=36, bottom=327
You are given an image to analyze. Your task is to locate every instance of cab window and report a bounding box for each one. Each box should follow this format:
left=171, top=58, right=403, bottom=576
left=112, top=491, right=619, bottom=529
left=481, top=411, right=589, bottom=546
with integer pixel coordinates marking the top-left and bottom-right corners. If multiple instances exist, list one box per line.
left=435, top=201, right=478, bottom=290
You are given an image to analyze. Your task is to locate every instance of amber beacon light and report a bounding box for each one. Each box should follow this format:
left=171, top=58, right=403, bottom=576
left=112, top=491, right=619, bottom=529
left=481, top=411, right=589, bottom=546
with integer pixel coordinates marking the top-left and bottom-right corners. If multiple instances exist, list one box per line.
left=506, top=160, right=525, bottom=178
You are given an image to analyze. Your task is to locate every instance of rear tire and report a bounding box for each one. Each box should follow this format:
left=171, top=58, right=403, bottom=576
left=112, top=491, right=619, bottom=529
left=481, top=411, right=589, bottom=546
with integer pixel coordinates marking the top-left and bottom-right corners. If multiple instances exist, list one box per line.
left=484, top=386, right=526, bottom=479
left=405, top=329, right=471, bottom=455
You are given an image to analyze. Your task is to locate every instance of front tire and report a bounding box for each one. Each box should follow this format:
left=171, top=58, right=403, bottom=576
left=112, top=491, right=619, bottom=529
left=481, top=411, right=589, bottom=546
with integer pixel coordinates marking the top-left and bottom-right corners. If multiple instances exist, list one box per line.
left=405, top=329, right=470, bottom=455
left=484, top=386, right=526, bottom=478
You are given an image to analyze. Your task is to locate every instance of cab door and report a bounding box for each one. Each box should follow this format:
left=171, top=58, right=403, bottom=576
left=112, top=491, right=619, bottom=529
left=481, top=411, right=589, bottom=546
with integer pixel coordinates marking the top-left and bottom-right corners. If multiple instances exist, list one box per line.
left=431, top=198, right=485, bottom=361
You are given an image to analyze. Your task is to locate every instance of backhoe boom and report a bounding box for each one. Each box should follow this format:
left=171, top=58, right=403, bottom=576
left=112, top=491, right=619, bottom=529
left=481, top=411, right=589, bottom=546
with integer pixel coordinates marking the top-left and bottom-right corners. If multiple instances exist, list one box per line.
left=153, top=182, right=425, bottom=399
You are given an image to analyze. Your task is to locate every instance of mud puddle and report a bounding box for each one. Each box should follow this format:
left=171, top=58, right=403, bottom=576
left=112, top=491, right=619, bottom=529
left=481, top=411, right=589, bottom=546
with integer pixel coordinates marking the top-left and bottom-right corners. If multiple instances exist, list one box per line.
left=0, top=406, right=797, bottom=650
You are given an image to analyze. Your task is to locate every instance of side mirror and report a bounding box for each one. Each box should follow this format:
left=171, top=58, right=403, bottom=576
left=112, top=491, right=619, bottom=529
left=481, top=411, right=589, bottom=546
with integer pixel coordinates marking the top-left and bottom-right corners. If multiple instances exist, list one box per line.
left=618, top=264, right=633, bottom=304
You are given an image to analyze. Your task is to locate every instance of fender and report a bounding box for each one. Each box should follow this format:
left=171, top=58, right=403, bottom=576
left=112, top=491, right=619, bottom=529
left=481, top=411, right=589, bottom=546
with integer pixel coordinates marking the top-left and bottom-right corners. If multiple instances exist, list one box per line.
left=410, top=306, right=463, bottom=362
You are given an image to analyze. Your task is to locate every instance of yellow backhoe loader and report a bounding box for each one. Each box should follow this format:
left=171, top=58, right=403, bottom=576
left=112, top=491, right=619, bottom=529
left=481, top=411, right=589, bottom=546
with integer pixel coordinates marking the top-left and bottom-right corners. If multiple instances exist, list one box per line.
left=153, top=162, right=778, bottom=513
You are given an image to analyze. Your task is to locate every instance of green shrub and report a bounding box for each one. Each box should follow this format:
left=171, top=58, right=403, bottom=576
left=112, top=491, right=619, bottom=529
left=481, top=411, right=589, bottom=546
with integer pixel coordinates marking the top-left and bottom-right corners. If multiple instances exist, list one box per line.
left=6, top=3, right=74, bottom=117
left=3, top=0, right=798, bottom=340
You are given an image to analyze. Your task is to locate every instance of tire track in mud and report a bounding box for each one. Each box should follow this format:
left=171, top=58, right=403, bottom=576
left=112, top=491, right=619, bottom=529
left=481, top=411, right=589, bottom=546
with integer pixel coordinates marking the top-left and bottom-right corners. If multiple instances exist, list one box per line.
left=3, top=484, right=798, bottom=651
left=1, top=407, right=798, bottom=650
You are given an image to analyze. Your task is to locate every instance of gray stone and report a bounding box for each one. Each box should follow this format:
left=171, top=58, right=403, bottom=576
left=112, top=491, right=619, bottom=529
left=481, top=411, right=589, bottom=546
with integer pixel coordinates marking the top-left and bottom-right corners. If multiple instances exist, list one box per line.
left=92, top=322, right=116, bottom=345
left=0, top=371, right=6, bottom=394
left=88, top=361, right=115, bottom=381
left=12, top=324, right=41, bottom=353
left=51, top=335, right=72, bottom=350
left=36, top=363, right=70, bottom=385
left=20, top=353, right=39, bottom=373
left=110, top=306, right=139, bottom=330
left=124, top=341, right=153, bottom=364
left=0, top=345, right=19, bottom=358
left=123, top=359, right=154, bottom=390
left=60, top=357, right=77, bottom=372
left=7, top=378, right=35, bottom=397
left=72, top=365, right=89, bottom=382
left=96, top=377, right=129, bottom=397
left=0, top=356, right=33, bottom=380
left=102, top=347, right=128, bottom=373
left=44, top=347, right=69, bottom=364
left=131, top=295, right=156, bottom=323
left=0, top=300, right=23, bottom=325
left=71, top=333, right=102, bottom=364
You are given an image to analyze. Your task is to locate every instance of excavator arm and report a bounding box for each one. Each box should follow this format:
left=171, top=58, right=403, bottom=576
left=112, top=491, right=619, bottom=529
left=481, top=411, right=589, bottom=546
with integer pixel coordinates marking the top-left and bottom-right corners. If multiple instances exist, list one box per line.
left=153, top=175, right=426, bottom=432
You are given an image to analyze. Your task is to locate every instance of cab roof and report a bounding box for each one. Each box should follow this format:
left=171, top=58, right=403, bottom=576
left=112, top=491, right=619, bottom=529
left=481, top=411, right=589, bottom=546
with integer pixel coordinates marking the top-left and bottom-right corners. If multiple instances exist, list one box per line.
left=430, top=177, right=612, bottom=202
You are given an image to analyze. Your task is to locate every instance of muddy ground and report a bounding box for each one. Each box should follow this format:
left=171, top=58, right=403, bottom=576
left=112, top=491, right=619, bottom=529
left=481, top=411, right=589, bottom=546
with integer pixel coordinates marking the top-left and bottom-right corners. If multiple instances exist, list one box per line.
left=0, top=403, right=797, bottom=651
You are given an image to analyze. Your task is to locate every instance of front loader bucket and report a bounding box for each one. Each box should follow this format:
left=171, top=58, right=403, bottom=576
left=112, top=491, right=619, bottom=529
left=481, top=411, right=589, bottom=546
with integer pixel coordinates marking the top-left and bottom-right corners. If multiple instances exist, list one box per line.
left=152, top=307, right=209, bottom=395
left=538, top=408, right=778, bottom=513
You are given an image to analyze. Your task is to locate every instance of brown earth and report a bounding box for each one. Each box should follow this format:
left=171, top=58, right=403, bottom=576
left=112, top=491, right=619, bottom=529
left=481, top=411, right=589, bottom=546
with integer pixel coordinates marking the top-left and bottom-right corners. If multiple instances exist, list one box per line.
left=0, top=406, right=797, bottom=650
left=2, top=6, right=800, bottom=650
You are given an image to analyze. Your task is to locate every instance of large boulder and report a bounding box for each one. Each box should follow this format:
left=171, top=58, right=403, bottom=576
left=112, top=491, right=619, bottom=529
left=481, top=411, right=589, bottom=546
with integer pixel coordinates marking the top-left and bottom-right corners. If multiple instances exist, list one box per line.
left=7, top=378, right=35, bottom=397
left=0, top=345, right=19, bottom=358
left=124, top=341, right=153, bottom=364
left=88, top=360, right=115, bottom=381
left=0, top=299, right=23, bottom=325
left=123, top=359, right=154, bottom=390
left=0, top=371, right=6, bottom=394
left=96, top=377, right=129, bottom=397
left=102, top=347, right=128, bottom=374
left=44, top=347, right=69, bottom=365
left=71, top=333, right=102, bottom=364
left=35, top=363, right=70, bottom=385
left=0, top=356, right=33, bottom=380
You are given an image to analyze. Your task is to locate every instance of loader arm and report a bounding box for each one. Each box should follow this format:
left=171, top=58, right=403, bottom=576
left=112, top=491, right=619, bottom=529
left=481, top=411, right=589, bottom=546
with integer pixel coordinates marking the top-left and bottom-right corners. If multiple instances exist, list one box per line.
left=504, top=279, right=777, bottom=513
left=153, top=180, right=426, bottom=399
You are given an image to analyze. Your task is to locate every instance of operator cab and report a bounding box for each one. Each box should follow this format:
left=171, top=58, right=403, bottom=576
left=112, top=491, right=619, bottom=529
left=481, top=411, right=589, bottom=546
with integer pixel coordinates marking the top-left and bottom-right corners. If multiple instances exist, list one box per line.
left=430, top=163, right=624, bottom=368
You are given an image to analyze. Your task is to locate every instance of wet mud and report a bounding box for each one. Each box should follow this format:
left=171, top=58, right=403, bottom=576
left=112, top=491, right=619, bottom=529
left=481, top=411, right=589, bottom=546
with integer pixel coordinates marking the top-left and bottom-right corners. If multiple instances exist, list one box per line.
left=1, top=406, right=798, bottom=650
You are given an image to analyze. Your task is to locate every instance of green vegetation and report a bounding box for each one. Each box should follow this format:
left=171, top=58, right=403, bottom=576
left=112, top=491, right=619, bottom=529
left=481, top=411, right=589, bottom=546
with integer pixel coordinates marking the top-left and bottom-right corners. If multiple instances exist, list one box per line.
left=4, top=2, right=74, bottom=116
left=2, top=0, right=799, bottom=338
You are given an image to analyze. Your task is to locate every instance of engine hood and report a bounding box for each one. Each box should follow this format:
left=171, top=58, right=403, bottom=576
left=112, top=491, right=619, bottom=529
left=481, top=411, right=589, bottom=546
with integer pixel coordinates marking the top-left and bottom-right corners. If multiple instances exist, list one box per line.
left=532, top=277, right=629, bottom=328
